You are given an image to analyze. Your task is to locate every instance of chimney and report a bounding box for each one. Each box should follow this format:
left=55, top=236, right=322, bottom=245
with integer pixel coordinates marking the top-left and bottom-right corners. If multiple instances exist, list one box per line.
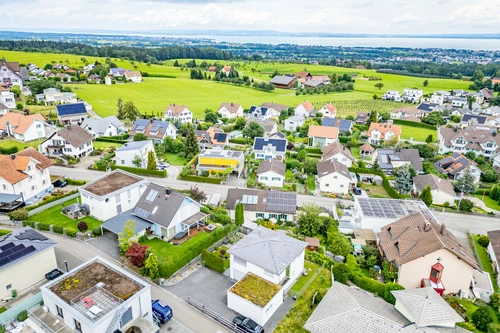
left=258, top=227, right=264, bottom=237
left=165, top=188, right=172, bottom=196
left=10, top=154, right=15, bottom=160
left=423, top=221, right=431, bottom=232
left=440, top=223, right=447, bottom=236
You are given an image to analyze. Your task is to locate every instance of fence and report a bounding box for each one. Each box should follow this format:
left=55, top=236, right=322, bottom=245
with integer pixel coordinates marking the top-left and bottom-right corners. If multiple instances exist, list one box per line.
left=0, top=292, right=42, bottom=324
left=287, top=264, right=325, bottom=299
left=187, top=297, right=246, bottom=333
left=28, top=193, right=80, bottom=216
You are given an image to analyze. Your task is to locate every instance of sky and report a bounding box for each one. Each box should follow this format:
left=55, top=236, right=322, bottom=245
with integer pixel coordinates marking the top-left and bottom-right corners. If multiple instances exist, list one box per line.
left=1, top=0, right=499, bottom=35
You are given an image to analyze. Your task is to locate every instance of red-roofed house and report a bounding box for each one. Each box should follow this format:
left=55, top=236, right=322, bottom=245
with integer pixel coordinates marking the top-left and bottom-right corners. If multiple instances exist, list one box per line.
left=0, top=112, right=55, bottom=142
left=295, top=101, right=315, bottom=117
left=221, top=66, right=232, bottom=76
left=163, top=103, right=193, bottom=124
left=318, top=104, right=337, bottom=118
left=0, top=58, right=22, bottom=87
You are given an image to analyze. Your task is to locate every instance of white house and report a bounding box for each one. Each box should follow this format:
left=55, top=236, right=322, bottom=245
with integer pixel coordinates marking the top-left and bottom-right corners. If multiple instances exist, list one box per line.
left=253, top=137, right=287, bottom=160
left=104, top=76, right=112, bottom=85
left=434, top=153, right=482, bottom=184
left=317, top=159, right=352, bottom=194
left=38, top=257, right=156, bottom=333
left=294, top=101, right=315, bottom=117
left=163, top=104, right=192, bottom=124
left=40, top=125, right=94, bottom=158
left=247, top=106, right=274, bottom=120
left=382, top=90, right=402, bottom=102
left=227, top=227, right=306, bottom=326
left=0, top=59, right=22, bottom=87
left=367, top=122, right=402, bottom=145
left=0, top=88, right=15, bottom=109
left=256, top=159, right=285, bottom=188
left=79, top=170, right=148, bottom=221
left=284, top=115, right=305, bottom=132
left=130, top=119, right=177, bottom=143
left=321, top=141, right=355, bottom=168
left=261, top=102, right=289, bottom=119
left=124, top=70, right=142, bottom=82
left=430, top=93, right=445, bottom=105
left=35, top=88, right=77, bottom=105
left=56, top=103, right=89, bottom=125
left=307, top=125, right=339, bottom=148
left=403, top=88, right=423, bottom=103
left=115, top=140, right=157, bottom=169
left=0, top=227, right=57, bottom=300
left=0, top=112, right=55, bottom=142
left=318, top=104, right=337, bottom=118
left=81, top=116, right=124, bottom=138
left=437, top=126, right=500, bottom=158
left=0, top=148, right=54, bottom=203
left=451, top=97, right=467, bottom=108
left=412, top=174, right=456, bottom=205
left=218, top=102, right=244, bottom=119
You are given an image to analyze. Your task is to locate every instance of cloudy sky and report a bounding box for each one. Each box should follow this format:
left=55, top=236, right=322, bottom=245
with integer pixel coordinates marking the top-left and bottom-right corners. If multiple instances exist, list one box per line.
left=1, top=0, right=498, bottom=35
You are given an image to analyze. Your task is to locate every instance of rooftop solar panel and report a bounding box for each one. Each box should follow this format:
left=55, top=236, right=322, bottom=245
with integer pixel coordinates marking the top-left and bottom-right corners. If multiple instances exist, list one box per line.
left=0, top=242, right=15, bottom=251
left=322, top=118, right=336, bottom=127
left=56, top=103, right=87, bottom=116
left=15, top=229, right=48, bottom=241
left=134, top=207, right=151, bottom=219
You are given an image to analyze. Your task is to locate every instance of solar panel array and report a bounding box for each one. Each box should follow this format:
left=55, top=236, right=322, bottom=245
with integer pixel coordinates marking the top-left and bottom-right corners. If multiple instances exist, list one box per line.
left=322, top=118, right=336, bottom=127
left=338, top=120, right=353, bottom=132
left=15, top=229, right=48, bottom=241
left=132, top=119, right=149, bottom=131
left=214, top=133, right=228, bottom=143
left=241, top=195, right=258, bottom=204
left=56, top=103, right=87, bottom=116
left=358, top=198, right=406, bottom=219
left=145, top=189, right=159, bottom=202
left=134, top=207, right=150, bottom=219
left=253, top=138, right=287, bottom=152
left=265, top=191, right=296, bottom=213
left=0, top=243, right=37, bottom=268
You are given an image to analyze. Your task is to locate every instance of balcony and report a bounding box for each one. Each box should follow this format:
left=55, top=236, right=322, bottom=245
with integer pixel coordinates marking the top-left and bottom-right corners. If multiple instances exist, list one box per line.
left=28, top=305, right=73, bottom=333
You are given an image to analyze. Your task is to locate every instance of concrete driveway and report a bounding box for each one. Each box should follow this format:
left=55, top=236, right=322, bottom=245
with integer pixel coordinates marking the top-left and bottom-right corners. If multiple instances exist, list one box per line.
left=166, top=165, right=181, bottom=180
left=86, top=231, right=120, bottom=260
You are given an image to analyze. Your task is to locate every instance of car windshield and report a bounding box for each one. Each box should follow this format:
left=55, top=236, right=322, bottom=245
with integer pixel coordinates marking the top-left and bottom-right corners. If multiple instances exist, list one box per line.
left=244, top=318, right=259, bottom=330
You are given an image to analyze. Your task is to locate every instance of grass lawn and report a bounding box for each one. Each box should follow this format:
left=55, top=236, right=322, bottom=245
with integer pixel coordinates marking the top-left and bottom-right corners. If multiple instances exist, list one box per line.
left=28, top=198, right=102, bottom=230
left=366, top=184, right=391, bottom=198
left=351, top=147, right=360, bottom=159
left=473, top=194, right=500, bottom=212
left=0, top=229, right=11, bottom=236
left=0, top=139, right=44, bottom=151
left=162, top=153, right=188, bottom=166
left=93, top=141, right=124, bottom=150
left=447, top=297, right=500, bottom=332
left=400, top=125, right=437, bottom=142
left=472, top=234, right=498, bottom=290
left=307, top=175, right=316, bottom=191
left=289, top=261, right=320, bottom=294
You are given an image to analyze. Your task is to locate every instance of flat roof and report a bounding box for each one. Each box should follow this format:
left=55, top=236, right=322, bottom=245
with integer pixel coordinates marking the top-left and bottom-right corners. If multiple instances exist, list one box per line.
left=199, top=149, right=242, bottom=158
left=101, top=210, right=152, bottom=235
left=80, top=170, right=145, bottom=197
left=0, top=193, right=23, bottom=203
left=356, top=197, right=437, bottom=222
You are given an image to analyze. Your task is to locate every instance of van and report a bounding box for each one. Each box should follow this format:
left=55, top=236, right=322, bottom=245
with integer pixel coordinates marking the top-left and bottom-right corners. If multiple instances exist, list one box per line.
left=151, top=300, right=173, bottom=324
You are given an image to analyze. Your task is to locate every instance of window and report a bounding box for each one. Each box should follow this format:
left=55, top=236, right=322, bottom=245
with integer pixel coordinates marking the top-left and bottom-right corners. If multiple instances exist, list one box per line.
left=27, top=165, right=32, bottom=171
left=340, top=185, right=344, bottom=188
left=269, top=214, right=277, bottom=219
left=74, top=320, right=82, bottom=333
left=261, top=176, right=268, bottom=180
left=115, top=193, right=121, bottom=204
left=127, top=189, right=131, bottom=199
left=29, top=175, right=33, bottom=181
left=121, top=160, right=125, bottom=164
left=325, top=184, right=329, bottom=187
left=6, top=284, right=11, bottom=290
left=31, top=185, right=36, bottom=191
left=116, top=204, right=122, bottom=214
left=256, top=213, right=264, bottom=218
left=2, top=185, right=6, bottom=190
left=43, top=180, right=46, bottom=185
left=333, top=176, right=337, bottom=179
left=56, top=305, right=64, bottom=318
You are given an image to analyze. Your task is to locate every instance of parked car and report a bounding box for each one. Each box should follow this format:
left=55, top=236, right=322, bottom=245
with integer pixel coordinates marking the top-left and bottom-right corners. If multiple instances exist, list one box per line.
left=53, top=179, right=67, bottom=188
left=233, top=315, right=264, bottom=333
left=157, top=162, right=170, bottom=171
left=45, top=268, right=63, bottom=280
left=353, top=187, right=362, bottom=195
left=151, top=300, right=173, bottom=324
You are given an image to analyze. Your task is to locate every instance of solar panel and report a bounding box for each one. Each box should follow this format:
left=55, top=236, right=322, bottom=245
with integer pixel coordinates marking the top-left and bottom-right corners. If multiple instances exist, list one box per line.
left=8, top=251, right=24, bottom=262
left=0, top=242, right=15, bottom=251
left=253, top=138, right=287, bottom=152
left=134, top=207, right=150, bottom=219
left=0, top=257, right=10, bottom=267
left=21, top=245, right=36, bottom=255
left=56, top=103, right=87, bottom=116
left=15, top=229, right=48, bottom=241
left=322, top=118, right=336, bottom=127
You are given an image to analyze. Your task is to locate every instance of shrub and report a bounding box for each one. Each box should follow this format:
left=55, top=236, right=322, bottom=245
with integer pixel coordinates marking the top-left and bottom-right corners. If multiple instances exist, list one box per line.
left=92, top=226, right=102, bottom=236
left=17, top=310, right=28, bottom=322
left=37, top=223, right=50, bottom=231
left=202, top=250, right=226, bottom=273
left=472, top=306, right=494, bottom=332
left=478, top=235, right=490, bottom=248
left=332, top=263, right=351, bottom=284
left=10, top=208, right=29, bottom=221
left=443, top=201, right=450, bottom=208
left=77, top=221, right=88, bottom=232
left=180, top=175, right=224, bottom=184
left=52, top=225, right=63, bottom=234
left=488, top=323, right=500, bottom=333
left=211, top=207, right=232, bottom=225
left=110, top=165, right=166, bottom=178
left=22, top=221, right=35, bottom=228
left=126, top=242, right=149, bottom=267
left=457, top=198, right=474, bottom=212
left=65, top=179, right=88, bottom=185
left=25, top=190, right=78, bottom=211
left=65, top=228, right=77, bottom=238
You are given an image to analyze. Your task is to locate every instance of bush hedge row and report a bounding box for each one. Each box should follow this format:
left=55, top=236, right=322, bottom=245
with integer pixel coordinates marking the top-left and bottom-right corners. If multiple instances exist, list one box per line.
left=0, top=146, right=18, bottom=155
left=338, top=136, right=349, bottom=143
left=95, top=137, right=128, bottom=144
left=179, top=175, right=224, bottom=184
left=65, top=179, right=88, bottom=186
left=229, top=138, right=251, bottom=145
left=305, top=147, right=322, bottom=154
left=110, top=165, right=166, bottom=177
left=392, top=119, right=436, bottom=130
left=201, top=250, right=226, bottom=273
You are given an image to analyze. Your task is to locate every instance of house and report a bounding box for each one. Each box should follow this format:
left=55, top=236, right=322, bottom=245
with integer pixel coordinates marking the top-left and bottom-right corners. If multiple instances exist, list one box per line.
left=321, top=141, right=355, bottom=167
left=304, top=282, right=465, bottom=333
left=221, top=65, right=231, bottom=76
left=197, top=149, right=244, bottom=177
left=305, top=237, right=320, bottom=252
left=416, top=102, right=438, bottom=113
left=307, top=126, right=339, bottom=148
left=390, top=108, right=427, bottom=120
left=355, top=111, right=370, bottom=124
left=79, top=169, right=148, bottom=221
left=81, top=116, right=124, bottom=138
left=311, top=75, right=330, bottom=84
left=295, top=71, right=312, bottom=80
left=487, top=230, right=500, bottom=288
left=434, top=153, right=482, bottom=183
left=247, top=106, right=274, bottom=120
left=124, top=70, right=142, bottom=82
left=195, top=127, right=228, bottom=150
left=302, top=80, right=324, bottom=88
left=0, top=87, right=15, bottom=109
left=284, top=115, right=305, bottom=132
left=0, top=147, right=53, bottom=203
left=430, top=92, right=445, bottom=105
left=253, top=137, right=287, bottom=160
left=321, top=118, right=353, bottom=134
left=245, top=119, right=277, bottom=137
left=38, top=257, right=156, bottom=333
left=270, top=75, right=296, bottom=89
left=208, top=66, right=217, bottom=72
left=109, top=68, right=126, bottom=77
left=163, top=104, right=192, bottom=124
left=403, top=88, right=423, bottom=103
left=471, top=269, right=494, bottom=303
left=461, top=114, right=487, bottom=127
left=0, top=58, right=22, bottom=87
left=270, top=131, right=286, bottom=140
left=479, top=88, right=494, bottom=102
left=413, top=174, right=456, bottom=205
left=367, top=122, right=402, bottom=145
left=378, top=213, right=480, bottom=294
left=256, top=159, right=285, bottom=188
left=451, top=97, right=467, bottom=108
left=130, top=119, right=177, bottom=143
left=261, top=102, right=289, bottom=118
left=482, top=106, right=500, bottom=117
left=318, top=103, right=337, bottom=118
left=317, top=159, right=352, bottom=194
left=115, top=140, right=157, bottom=169
left=36, top=88, right=77, bottom=105
left=437, top=126, right=500, bottom=157
left=217, top=102, right=244, bottom=119
left=382, top=90, right=402, bottom=102
left=0, top=227, right=57, bottom=300
left=373, top=148, right=423, bottom=174
left=226, top=188, right=297, bottom=222
left=56, top=102, right=88, bottom=125
left=40, top=125, right=94, bottom=158
left=104, top=76, right=112, bottom=85
left=0, top=112, right=55, bottom=142
left=359, top=143, right=375, bottom=159
left=294, top=101, right=315, bottom=117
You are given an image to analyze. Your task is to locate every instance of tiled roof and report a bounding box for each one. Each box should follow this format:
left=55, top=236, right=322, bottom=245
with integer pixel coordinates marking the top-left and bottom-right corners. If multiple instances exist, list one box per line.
left=413, top=174, right=455, bottom=197
left=81, top=116, right=123, bottom=135
left=218, top=102, right=242, bottom=114
left=0, top=156, right=30, bottom=184
left=321, top=141, right=354, bottom=162
left=439, top=126, right=500, bottom=147
left=434, top=153, right=476, bottom=176
left=228, top=226, right=306, bottom=275
left=368, top=123, right=402, bottom=138
left=359, top=143, right=374, bottom=152
left=377, top=148, right=423, bottom=171
left=0, top=112, right=46, bottom=135
left=225, top=188, right=296, bottom=214
left=308, top=125, right=339, bottom=139
left=55, top=125, right=93, bottom=147
left=164, top=104, right=189, bottom=117
left=261, top=102, right=289, bottom=112
left=297, top=100, right=314, bottom=112
left=317, top=159, right=351, bottom=179
left=378, top=213, right=479, bottom=270
left=321, top=103, right=337, bottom=114
left=15, top=147, right=52, bottom=170
left=124, top=70, right=141, bottom=78
left=256, top=159, right=286, bottom=176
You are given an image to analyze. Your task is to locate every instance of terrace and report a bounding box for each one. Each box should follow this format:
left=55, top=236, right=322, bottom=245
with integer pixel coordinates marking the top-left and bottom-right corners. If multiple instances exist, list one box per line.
left=230, top=274, right=281, bottom=308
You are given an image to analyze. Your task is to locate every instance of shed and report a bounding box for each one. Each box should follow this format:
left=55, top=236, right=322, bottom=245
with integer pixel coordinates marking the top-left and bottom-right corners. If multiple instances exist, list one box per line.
left=305, top=237, right=320, bottom=252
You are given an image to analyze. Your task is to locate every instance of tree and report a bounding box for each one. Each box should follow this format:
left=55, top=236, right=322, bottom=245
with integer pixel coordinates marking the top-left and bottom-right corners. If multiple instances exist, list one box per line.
left=454, top=167, right=477, bottom=194
left=374, top=82, right=384, bottom=90
left=423, top=80, right=429, bottom=87
left=297, top=203, right=323, bottom=237
left=10, top=85, right=20, bottom=98
left=117, top=97, right=124, bottom=119
left=242, top=121, right=264, bottom=139
left=471, top=69, right=485, bottom=82
left=204, top=109, right=218, bottom=124
left=367, top=111, right=378, bottom=125
left=188, top=185, right=207, bottom=202
left=132, top=154, right=142, bottom=168
left=125, top=242, right=148, bottom=267
left=184, top=127, right=200, bottom=157
left=472, top=306, right=494, bottom=332
left=422, top=112, right=445, bottom=126
left=122, top=100, right=141, bottom=121
left=77, top=221, right=88, bottom=231
left=118, top=220, right=135, bottom=253
left=478, top=235, right=490, bottom=247
left=327, top=229, right=351, bottom=257
left=458, top=198, right=474, bottom=212
left=143, top=251, right=160, bottom=279
left=394, top=165, right=413, bottom=194
left=419, top=184, right=433, bottom=207
left=425, top=134, right=433, bottom=143
left=304, top=158, right=319, bottom=175
left=332, top=263, right=350, bottom=284
left=27, top=79, right=62, bottom=94
left=133, top=133, right=148, bottom=141
left=147, top=151, right=157, bottom=170
left=372, top=157, right=381, bottom=172
left=234, top=117, right=246, bottom=130
left=235, top=202, right=244, bottom=227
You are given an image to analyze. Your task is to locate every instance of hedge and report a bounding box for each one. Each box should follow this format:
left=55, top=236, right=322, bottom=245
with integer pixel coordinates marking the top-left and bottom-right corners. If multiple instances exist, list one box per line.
left=338, top=136, right=349, bottom=143
left=142, top=73, right=176, bottom=79
left=26, top=190, right=78, bottom=211
left=229, top=138, right=251, bottom=145
left=110, top=165, right=166, bottom=177
left=65, top=179, right=88, bottom=186
left=95, top=137, right=127, bottom=144
left=392, top=119, right=436, bottom=130
left=179, top=175, right=224, bottom=184
left=37, top=223, right=50, bottom=231
left=305, top=147, right=322, bottom=154
left=22, top=221, right=35, bottom=228
left=52, top=225, right=63, bottom=234
left=65, top=228, right=77, bottom=238
left=158, top=225, right=234, bottom=277
left=185, top=154, right=199, bottom=167
left=201, top=250, right=226, bottom=273
left=0, top=146, right=18, bottom=155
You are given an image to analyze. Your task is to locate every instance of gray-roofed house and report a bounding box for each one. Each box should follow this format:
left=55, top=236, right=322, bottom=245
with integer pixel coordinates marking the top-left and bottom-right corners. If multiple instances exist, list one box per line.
left=461, top=114, right=487, bottom=127
left=0, top=227, right=57, bottom=299
left=261, top=102, right=289, bottom=118
left=40, top=124, right=94, bottom=158
left=284, top=115, right=305, bottom=132
left=256, top=159, right=286, bottom=188
left=317, top=159, right=353, bottom=194
left=413, top=174, right=456, bottom=205
left=130, top=118, right=177, bottom=143
left=253, top=137, right=287, bottom=160
left=433, top=152, right=482, bottom=183
left=245, top=118, right=277, bottom=137
left=56, top=102, right=88, bottom=125
left=226, top=188, right=297, bottom=222
left=321, top=141, right=355, bottom=167
left=115, top=140, right=157, bottom=169
left=80, top=116, right=124, bottom=138
left=487, top=230, right=500, bottom=288
left=374, top=148, right=423, bottom=174
left=269, top=75, right=296, bottom=89
left=438, top=125, right=500, bottom=158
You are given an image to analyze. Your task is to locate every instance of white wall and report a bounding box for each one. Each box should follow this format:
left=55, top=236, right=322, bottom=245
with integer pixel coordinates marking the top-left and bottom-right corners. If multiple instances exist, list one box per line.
left=227, top=287, right=283, bottom=327
left=115, top=141, right=156, bottom=169
left=218, top=106, right=243, bottom=119
left=257, top=171, right=284, bottom=188
left=294, top=105, right=309, bottom=117
left=228, top=209, right=294, bottom=223
left=22, top=119, right=54, bottom=142
left=40, top=133, right=94, bottom=158
left=324, top=152, right=353, bottom=168
left=318, top=173, right=350, bottom=194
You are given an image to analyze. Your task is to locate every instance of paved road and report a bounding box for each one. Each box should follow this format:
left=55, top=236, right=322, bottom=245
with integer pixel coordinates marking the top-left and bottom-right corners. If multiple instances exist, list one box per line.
left=433, top=211, right=500, bottom=235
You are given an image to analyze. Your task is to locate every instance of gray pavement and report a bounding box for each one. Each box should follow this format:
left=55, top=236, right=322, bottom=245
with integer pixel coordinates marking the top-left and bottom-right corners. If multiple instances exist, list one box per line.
left=86, top=231, right=120, bottom=260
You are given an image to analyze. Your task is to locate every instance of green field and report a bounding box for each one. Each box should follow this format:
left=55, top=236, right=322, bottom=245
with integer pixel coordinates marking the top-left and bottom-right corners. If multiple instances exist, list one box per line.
left=473, top=194, right=500, bottom=212
left=400, top=125, right=437, bottom=142
left=0, top=139, right=44, bottom=151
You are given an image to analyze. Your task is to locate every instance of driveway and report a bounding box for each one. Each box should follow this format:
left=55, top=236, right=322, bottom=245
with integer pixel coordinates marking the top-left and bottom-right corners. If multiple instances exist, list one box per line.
left=86, top=231, right=120, bottom=260
left=166, top=165, right=181, bottom=180
left=225, top=174, right=246, bottom=187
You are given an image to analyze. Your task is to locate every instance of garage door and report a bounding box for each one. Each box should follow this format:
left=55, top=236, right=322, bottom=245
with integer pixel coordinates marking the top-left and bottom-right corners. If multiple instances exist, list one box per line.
left=233, top=269, right=245, bottom=281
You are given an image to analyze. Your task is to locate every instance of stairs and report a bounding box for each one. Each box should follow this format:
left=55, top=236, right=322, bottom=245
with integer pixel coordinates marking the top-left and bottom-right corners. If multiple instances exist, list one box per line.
left=105, top=306, right=128, bottom=333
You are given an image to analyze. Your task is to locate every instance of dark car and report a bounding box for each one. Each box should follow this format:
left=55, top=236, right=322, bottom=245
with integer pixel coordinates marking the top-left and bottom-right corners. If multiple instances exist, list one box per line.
left=353, top=187, right=362, bottom=195
left=233, top=315, right=264, bottom=333
left=53, top=179, right=68, bottom=188
left=45, top=268, right=63, bottom=280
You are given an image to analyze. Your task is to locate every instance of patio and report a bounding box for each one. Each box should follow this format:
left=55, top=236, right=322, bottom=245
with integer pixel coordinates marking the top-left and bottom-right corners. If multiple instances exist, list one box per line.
left=170, top=226, right=207, bottom=245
